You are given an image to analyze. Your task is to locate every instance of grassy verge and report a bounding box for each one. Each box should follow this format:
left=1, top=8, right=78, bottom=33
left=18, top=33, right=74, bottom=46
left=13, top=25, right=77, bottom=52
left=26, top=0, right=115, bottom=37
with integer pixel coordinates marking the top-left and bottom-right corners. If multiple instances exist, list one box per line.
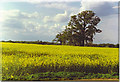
left=2, top=72, right=119, bottom=81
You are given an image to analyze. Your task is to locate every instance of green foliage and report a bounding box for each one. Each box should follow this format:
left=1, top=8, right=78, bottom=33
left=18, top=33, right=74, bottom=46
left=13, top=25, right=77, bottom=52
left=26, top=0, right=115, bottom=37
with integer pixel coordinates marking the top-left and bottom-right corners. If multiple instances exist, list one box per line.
left=54, top=10, right=102, bottom=46
left=2, top=72, right=118, bottom=81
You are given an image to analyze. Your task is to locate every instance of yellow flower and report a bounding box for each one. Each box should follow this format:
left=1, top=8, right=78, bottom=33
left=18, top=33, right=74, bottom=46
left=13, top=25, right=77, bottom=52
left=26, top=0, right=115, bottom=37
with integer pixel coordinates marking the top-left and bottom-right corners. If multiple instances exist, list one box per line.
left=11, top=75, right=14, bottom=78
left=6, top=68, right=8, bottom=70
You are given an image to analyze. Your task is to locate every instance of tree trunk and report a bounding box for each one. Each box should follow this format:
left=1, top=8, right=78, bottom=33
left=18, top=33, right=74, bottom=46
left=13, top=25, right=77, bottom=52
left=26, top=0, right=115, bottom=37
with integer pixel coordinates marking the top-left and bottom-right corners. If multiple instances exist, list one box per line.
left=80, top=40, right=84, bottom=46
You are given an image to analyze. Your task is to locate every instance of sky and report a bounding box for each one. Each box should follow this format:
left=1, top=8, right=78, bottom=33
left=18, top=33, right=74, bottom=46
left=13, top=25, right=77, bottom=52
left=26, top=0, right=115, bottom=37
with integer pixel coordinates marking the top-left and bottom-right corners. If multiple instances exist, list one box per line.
left=0, top=0, right=119, bottom=44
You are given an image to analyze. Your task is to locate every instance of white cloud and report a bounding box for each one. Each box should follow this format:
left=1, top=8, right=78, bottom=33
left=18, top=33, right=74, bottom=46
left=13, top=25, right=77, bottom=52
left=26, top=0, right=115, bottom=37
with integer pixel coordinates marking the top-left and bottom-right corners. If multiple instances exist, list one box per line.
left=94, top=14, right=118, bottom=44
left=46, top=24, right=66, bottom=36
left=1, top=9, right=64, bottom=37
left=22, top=21, right=64, bottom=36
left=29, top=0, right=81, bottom=3
left=22, top=20, right=61, bottom=36
left=0, top=10, right=43, bottom=36
left=54, top=11, right=69, bottom=22
left=49, top=24, right=60, bottom=30
left=112, top=6, right=120, bottom=8
left=48, top=24, right=60, bottom=35
left=30, top=0, right=119, bottom=3
left=43, top=16, right=53, bottom=23
left=1, top=0, right=119, bottom=3
left=0, top=9, right=42, bottom=30
left=43, top=11, right=69, bottom=23
left=37, top=3, right=79, bottom=12
left=0, top=10, right=41, bottom=23
left=20, top=12, right=40, bottom=19
left=0, top=10, right=20, bottom=22
left=23, top=20, right=45, bottom=32
left=80, top=0, right=117, bottom=16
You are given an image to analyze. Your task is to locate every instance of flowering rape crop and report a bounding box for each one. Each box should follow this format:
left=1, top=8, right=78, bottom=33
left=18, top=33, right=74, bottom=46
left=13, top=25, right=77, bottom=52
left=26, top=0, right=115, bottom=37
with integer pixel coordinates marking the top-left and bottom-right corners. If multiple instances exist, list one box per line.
left=2, top=42, right=119, bottom=80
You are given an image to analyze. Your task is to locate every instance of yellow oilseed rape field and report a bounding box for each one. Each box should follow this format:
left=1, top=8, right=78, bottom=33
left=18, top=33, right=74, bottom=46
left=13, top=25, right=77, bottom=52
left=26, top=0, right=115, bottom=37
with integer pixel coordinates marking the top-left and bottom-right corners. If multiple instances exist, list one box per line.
left=2, top=42, right=119, bottom=80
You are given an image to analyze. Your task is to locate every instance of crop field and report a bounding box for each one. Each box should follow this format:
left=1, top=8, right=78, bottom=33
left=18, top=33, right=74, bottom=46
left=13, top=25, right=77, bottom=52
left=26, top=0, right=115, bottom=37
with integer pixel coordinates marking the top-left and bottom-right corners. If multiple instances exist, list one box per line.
left=2, top=42, right=119, bottom=80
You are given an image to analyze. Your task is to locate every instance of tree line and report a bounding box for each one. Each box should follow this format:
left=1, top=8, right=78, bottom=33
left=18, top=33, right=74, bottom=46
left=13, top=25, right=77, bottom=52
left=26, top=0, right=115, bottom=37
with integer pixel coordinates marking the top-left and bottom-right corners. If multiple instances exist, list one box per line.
left=1, top=40, right=119, bottom=48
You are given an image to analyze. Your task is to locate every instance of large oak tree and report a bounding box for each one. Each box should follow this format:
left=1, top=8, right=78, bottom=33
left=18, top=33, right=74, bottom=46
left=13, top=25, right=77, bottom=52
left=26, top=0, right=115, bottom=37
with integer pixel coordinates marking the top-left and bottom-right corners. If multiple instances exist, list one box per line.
left=53, top=10, right=102, bottom=46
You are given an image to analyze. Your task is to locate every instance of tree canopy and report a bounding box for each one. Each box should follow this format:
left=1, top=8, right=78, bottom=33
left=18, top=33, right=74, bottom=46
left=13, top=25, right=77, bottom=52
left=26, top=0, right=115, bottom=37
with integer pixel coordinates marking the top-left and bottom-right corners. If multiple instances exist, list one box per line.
left=53, top=10, right=102, bottom=46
